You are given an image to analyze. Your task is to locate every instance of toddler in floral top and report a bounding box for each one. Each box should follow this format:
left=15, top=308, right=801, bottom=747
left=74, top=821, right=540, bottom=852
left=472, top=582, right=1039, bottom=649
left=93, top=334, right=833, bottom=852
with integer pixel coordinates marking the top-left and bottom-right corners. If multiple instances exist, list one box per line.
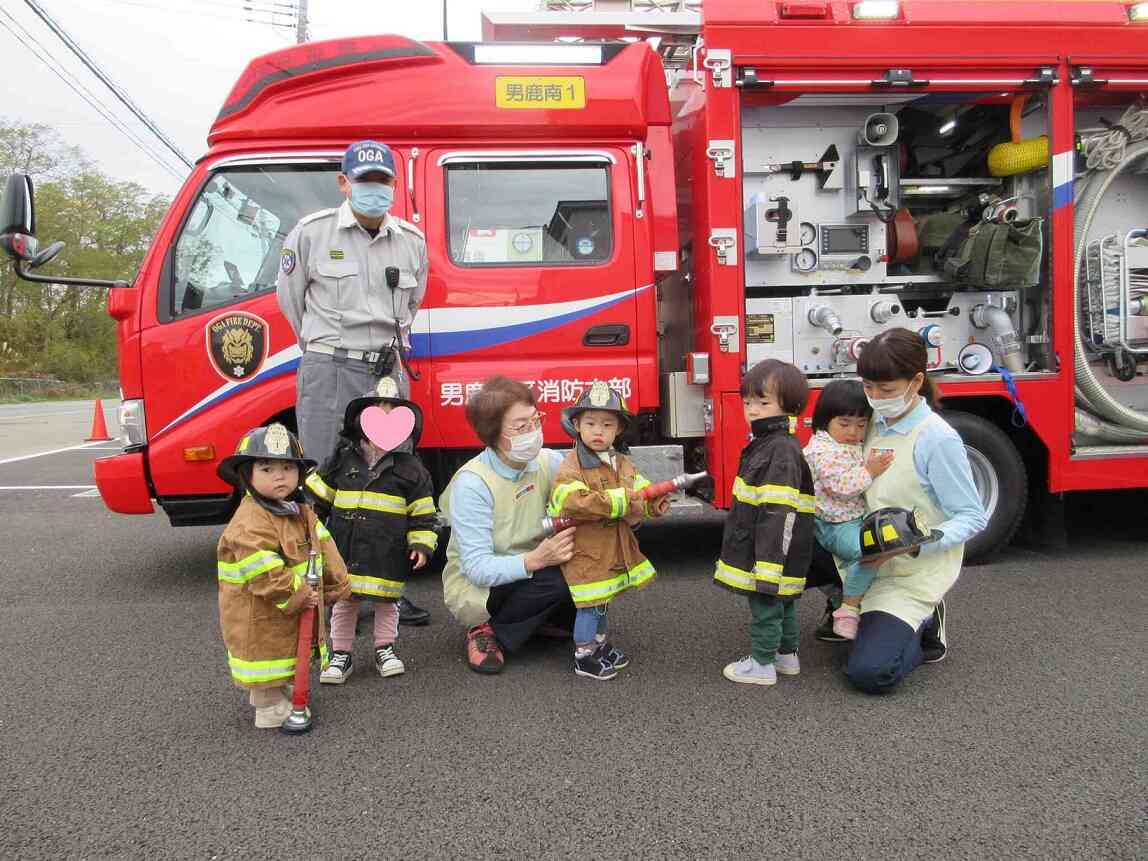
left=803, top=381, right=894, bottom=639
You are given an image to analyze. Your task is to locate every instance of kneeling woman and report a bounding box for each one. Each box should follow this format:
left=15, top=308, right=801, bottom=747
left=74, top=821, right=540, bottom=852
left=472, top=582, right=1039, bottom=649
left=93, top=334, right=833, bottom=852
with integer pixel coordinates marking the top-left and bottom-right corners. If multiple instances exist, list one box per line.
left=849, top=328, right=988, bottom=693
left=441, top=377, right=577, bottom=673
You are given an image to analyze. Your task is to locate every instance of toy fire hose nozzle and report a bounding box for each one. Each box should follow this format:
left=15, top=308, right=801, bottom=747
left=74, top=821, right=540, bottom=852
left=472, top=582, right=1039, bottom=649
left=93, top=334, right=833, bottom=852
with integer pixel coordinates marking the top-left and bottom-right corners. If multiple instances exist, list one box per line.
left=281, top=550, right=321, bottom=735
left=637, top=471, right=710, bottom=501
left=539, top=515, right=578, bottom=538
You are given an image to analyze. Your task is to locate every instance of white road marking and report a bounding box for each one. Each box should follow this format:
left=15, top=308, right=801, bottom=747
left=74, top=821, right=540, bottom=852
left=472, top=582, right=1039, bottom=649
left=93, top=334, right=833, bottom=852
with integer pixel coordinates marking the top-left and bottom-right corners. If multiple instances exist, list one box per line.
left=71, top=489, right=102, bottom=498
left=0, top=441, right=108, bottom=465
left=0, top=485, right=97, bottom=490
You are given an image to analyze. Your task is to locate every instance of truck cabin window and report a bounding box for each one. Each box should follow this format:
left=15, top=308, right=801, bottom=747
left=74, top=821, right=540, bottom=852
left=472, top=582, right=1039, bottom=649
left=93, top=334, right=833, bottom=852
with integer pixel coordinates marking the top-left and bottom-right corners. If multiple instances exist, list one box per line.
left=446, top=162, right=612, bottom=266
left=169, top=165, right=341, bottom=319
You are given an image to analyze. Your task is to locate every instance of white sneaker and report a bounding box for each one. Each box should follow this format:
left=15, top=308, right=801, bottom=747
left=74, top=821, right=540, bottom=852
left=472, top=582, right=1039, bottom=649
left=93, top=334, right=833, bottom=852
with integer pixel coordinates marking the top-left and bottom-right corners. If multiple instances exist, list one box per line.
left=722, top=655, right=777, bottom=686
left=775, top=652, right=801, bottom=676
left=375, top=645, right=405, bottom=678
left=253, top=698, right=292, bottom=729
left=320, top=650, right=353, bottom=685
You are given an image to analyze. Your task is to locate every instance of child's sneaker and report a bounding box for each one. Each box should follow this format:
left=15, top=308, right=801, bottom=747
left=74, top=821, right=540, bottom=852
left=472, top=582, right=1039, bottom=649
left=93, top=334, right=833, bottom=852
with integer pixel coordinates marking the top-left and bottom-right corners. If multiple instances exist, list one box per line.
left=375, top=645, right=405, bottom=677
left=253, top=698, right=292, bottom=729
left=722, top=655, right=777, bottom=686
left=602, top=643, right=629, bottom=669
left=320, top=650, right=353, bottom=684
left=574, top=645, right=618, bottom=681
left=775, top=651, right=800, bottom=676
left=832, top=606, right=860, bottom=640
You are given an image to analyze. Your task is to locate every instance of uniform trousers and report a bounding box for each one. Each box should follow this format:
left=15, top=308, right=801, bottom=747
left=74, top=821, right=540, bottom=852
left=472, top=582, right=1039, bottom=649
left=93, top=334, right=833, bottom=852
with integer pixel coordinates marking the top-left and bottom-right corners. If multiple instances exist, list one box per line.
left=296, top=350, right=406, bottom=465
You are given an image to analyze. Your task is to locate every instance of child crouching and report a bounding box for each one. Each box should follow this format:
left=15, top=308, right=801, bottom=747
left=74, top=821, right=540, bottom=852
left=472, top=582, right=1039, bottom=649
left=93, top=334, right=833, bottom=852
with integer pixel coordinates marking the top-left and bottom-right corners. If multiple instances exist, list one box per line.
left=715, top=360, right=815, bottom=686
left=216, top=424, right=350, bottom=729
left=549, top=381, right=670, bottom=680
left=305, top=377, right=438, bottom=685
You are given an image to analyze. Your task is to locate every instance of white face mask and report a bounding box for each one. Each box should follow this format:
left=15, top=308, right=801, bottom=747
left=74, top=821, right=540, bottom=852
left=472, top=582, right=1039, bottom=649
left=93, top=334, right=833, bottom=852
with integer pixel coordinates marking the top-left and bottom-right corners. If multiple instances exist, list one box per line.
left=503, top=428, right=543, bottom=463
left=866, top=383, right=918, bottom=420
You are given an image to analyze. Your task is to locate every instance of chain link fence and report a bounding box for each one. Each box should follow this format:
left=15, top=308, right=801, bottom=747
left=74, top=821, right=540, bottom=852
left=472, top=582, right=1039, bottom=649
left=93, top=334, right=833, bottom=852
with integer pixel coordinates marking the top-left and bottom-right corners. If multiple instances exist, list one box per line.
left=0, top=377, right=119, bottom=402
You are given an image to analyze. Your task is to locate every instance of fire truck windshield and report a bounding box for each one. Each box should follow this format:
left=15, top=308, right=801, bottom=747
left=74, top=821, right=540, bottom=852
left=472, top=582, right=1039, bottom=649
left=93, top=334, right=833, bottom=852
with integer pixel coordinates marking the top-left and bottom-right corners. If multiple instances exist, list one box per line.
left=169, top=164, right=341, bottom=320
left=446, top=161, right=612, bottom=266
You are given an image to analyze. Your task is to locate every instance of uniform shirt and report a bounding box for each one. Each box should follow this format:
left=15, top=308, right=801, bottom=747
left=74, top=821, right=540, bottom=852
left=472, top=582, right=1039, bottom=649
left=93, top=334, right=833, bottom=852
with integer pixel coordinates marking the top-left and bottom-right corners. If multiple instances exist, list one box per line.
left=447, top=447, right=567, bottom=588
left=803, top=430, right=872, bottom=523
left=276, top=200, right=428, bottom=353
left=868, top=400, right=988, bottom=556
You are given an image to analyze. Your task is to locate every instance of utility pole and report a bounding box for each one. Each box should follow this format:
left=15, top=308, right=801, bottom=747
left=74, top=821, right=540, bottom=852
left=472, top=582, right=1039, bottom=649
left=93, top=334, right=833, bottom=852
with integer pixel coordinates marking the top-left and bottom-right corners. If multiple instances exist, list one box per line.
left=443, top=0, right=448, bottom=40
left=296, top=0, right=309, bottom=43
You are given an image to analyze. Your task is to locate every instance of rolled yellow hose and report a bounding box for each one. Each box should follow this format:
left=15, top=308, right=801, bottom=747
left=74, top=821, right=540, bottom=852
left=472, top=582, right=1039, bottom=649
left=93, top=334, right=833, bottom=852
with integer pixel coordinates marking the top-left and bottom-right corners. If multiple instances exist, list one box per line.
left=988, top=135, right=1049, bottom=177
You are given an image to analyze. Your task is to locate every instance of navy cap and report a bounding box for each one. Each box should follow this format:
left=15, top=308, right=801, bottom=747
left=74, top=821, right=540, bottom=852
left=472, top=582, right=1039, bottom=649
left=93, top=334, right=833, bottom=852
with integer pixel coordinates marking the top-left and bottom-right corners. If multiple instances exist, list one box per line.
left=341, top=140, right=395, bottom=180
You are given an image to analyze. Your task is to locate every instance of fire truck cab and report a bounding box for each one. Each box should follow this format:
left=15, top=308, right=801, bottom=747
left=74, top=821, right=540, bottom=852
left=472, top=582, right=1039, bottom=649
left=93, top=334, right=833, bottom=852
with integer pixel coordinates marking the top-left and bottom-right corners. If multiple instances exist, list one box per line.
left=1, top=36, right=679, bottom=526
left=486, top=0, right=1148, bottom=560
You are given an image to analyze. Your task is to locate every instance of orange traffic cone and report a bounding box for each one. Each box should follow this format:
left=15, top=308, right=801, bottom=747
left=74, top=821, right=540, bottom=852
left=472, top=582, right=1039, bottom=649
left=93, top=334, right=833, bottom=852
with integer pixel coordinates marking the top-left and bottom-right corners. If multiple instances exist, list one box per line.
left=86, top=399, right=113, bottom=442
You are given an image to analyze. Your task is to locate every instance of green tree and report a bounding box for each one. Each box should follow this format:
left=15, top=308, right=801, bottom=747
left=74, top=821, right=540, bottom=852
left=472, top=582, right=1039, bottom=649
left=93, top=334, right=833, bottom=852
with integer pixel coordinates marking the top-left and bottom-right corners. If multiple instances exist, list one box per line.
left=0, top=118, right=169, bottom=382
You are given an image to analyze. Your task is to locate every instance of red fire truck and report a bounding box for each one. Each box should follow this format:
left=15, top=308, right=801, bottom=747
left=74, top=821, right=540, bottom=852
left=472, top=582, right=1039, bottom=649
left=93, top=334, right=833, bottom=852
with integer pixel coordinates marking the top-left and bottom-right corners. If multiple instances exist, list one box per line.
left=3, top=1, right=1147, bottom=563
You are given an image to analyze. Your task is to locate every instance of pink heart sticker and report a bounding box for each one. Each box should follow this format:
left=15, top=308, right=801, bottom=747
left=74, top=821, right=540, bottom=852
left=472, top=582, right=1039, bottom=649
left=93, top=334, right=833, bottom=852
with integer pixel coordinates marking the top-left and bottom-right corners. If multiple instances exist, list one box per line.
left=360, top=405, right=416, bottom=452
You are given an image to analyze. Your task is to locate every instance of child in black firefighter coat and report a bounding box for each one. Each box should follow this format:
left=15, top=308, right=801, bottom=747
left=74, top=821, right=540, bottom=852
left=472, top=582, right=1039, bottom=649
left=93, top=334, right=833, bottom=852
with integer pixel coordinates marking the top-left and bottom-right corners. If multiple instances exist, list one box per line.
left=304, top=377, right=438, bottom=684
left=714, top=359, right=815, bottom=687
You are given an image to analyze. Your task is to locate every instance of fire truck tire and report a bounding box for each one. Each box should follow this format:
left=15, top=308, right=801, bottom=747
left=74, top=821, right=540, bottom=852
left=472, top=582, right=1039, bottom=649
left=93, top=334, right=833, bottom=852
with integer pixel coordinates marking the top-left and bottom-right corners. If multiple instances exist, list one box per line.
left=942, top=410, right=1026, bottom=564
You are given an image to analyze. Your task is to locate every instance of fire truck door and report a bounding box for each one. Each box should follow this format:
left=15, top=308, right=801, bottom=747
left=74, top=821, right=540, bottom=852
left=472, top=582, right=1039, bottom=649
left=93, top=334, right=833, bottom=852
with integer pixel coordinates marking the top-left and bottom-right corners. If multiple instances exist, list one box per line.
left=420, top=149, right=643, bottom=447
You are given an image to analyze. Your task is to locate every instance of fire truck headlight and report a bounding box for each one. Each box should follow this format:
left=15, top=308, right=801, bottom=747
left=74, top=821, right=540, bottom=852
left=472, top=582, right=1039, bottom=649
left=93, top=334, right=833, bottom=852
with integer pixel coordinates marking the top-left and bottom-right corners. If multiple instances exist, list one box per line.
left=1130, top=3, right=1148, bottom=22
left=852, top=0, right=900, bottom=19
left=118, top=399, right=146, bottom=449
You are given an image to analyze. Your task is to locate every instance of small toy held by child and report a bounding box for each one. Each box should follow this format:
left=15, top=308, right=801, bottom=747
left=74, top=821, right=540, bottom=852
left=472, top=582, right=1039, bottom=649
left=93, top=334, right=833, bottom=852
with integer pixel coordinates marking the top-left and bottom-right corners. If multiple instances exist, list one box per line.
left=549, top=381, right=670, bottom=680
left=305, top=377, right=439, bottom=685
left=216, top=424, right=350, bottom=729
left=715, top=360, right=815, bottom=686
left=803, top=380, right=894, bottom=640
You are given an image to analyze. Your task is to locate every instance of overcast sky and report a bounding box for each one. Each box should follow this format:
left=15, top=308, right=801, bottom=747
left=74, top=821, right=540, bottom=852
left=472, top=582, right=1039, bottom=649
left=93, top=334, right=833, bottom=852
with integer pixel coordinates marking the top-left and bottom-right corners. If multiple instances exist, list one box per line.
left=0, top=0, right=537, bottom=195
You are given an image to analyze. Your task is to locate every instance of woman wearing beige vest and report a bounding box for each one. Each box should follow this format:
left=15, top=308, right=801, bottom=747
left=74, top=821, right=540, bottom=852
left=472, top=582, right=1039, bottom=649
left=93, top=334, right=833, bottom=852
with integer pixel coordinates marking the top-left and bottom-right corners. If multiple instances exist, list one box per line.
left=847, top=329, right=988, bottom=693
left=440, top=377, right=577, bottom=673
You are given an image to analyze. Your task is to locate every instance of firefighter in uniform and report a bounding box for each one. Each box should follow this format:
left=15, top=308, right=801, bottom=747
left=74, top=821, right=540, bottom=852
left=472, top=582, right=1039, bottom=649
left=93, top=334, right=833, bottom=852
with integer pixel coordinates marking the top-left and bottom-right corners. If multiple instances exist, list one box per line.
left=276, top=139, right=432, bottom=626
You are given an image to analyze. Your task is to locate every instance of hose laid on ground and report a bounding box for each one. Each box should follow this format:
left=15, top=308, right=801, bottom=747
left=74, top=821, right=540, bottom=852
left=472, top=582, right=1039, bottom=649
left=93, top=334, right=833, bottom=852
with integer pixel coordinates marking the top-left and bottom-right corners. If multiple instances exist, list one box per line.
left=1073, top=139, right=1148, bottom=433
left=1073, top=408, right=1148, bottom=444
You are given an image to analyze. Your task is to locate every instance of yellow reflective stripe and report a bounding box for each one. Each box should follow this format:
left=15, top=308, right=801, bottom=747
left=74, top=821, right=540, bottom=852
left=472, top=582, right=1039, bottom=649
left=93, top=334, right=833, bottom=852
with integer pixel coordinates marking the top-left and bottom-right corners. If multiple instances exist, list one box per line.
left=406, top=497, right=436, bottom=517
left=549, top=480, right=589, bottom=516
left=315, top=521, right=332, bottom=541
left=217, top=550, right=283, bottom=584
left=606, top=487, right=628, bottom=520
left=714, top=559, right=804, bottom=596
left=227, top=652, right=296, bottom=684
left=349, top=575, right=404, bottom=599
left=407, top=530, right=439, bottom=550
left=568, top=559, right=657, bottom=605
left=632, top=475, right=652, bottom=492
left=275, top=570, right=305, bottom=609
left=331, top=489, right=407, bottom=514
left=304, top=472, right=336, bottom=503
left=731, top=477, right=815, bottom=513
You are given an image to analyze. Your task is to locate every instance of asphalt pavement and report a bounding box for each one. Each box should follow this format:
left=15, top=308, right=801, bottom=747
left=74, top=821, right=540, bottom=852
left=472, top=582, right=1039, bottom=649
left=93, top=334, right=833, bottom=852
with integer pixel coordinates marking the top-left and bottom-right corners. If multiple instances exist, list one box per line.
left=0, top=442, right=1146, bottom=860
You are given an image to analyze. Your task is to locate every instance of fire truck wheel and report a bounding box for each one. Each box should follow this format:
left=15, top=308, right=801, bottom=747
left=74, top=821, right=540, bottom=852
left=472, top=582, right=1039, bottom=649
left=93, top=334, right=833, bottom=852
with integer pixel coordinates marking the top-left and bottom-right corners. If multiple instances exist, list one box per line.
left=942, top=410, right=1027, bottom=565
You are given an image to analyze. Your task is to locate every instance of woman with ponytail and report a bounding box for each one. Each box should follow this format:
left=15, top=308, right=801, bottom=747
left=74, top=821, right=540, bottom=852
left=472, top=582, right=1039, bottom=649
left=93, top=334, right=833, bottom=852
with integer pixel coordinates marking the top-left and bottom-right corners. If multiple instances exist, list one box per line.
left=846, top=328, right=987, bottom=693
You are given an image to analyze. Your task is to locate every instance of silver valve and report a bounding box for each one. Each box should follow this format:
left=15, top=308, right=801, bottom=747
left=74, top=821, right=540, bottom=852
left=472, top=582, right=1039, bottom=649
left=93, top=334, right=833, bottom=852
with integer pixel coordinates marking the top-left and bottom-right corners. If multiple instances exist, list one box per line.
left=870, top=300, right=902, bottom=324
left=808, top=304, right=844, bottom=336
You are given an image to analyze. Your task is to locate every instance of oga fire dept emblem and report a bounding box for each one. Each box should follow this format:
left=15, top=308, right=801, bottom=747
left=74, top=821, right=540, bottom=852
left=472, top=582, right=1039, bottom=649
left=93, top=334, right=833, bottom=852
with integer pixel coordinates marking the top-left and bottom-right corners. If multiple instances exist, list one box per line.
left=206, top=311, right=268, bottom=382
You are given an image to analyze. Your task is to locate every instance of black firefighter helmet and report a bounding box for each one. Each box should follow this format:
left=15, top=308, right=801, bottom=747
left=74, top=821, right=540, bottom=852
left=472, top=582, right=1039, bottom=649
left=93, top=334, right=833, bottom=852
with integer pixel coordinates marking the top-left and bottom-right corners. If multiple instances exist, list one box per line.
left=217, top=423, right=316, bottom=488
left=859, top=506, right=943, bottom=564
left=560, top=380, right=633, bottom=440
left=341, top=376, right=424, bottom=447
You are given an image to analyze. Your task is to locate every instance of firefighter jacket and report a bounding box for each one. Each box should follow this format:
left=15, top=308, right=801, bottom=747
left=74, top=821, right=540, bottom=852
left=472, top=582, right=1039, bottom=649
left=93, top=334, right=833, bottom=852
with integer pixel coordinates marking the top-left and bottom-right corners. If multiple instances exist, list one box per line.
left=548, top=442, right=664, bottom=608
left=305, top=439, right=438, bottom=603
left=714, top=415, right=816, bottom=600
left=217, top=496, right=350, bottom=689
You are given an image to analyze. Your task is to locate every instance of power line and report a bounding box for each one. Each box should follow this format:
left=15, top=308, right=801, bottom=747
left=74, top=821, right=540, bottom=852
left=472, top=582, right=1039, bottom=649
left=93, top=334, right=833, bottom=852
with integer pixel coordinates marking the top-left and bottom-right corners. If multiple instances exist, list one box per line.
left=22, top=0, right=194, bottom=169
left=92, top=0, right=297, bottom=28
left=0, top=8, right=185, bottom=180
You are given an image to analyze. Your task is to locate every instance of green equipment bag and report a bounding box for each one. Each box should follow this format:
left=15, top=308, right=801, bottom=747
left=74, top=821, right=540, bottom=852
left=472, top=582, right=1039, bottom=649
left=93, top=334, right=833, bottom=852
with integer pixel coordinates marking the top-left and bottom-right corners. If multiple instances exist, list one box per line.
left=917, top=211, right=1044, bottom=288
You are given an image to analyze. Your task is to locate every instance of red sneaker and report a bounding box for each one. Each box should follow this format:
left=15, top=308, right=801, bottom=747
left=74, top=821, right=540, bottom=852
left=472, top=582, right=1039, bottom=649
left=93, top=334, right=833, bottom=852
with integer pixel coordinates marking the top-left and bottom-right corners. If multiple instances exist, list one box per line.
left=466, top=623, right=504, bottom=674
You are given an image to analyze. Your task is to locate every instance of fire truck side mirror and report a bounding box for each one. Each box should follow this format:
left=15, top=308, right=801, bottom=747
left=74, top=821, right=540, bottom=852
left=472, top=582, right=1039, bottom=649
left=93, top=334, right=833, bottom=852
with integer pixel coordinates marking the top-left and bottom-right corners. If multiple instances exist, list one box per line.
left=0, top=173, right=37, bottom=262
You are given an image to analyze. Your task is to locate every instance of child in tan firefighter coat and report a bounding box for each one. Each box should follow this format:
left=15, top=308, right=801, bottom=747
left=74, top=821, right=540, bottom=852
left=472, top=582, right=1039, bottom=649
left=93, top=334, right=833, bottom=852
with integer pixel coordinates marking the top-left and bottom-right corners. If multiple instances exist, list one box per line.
left=548, top=381, right=670, bottom=680
left=216, top=424, right=351, bottom=729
